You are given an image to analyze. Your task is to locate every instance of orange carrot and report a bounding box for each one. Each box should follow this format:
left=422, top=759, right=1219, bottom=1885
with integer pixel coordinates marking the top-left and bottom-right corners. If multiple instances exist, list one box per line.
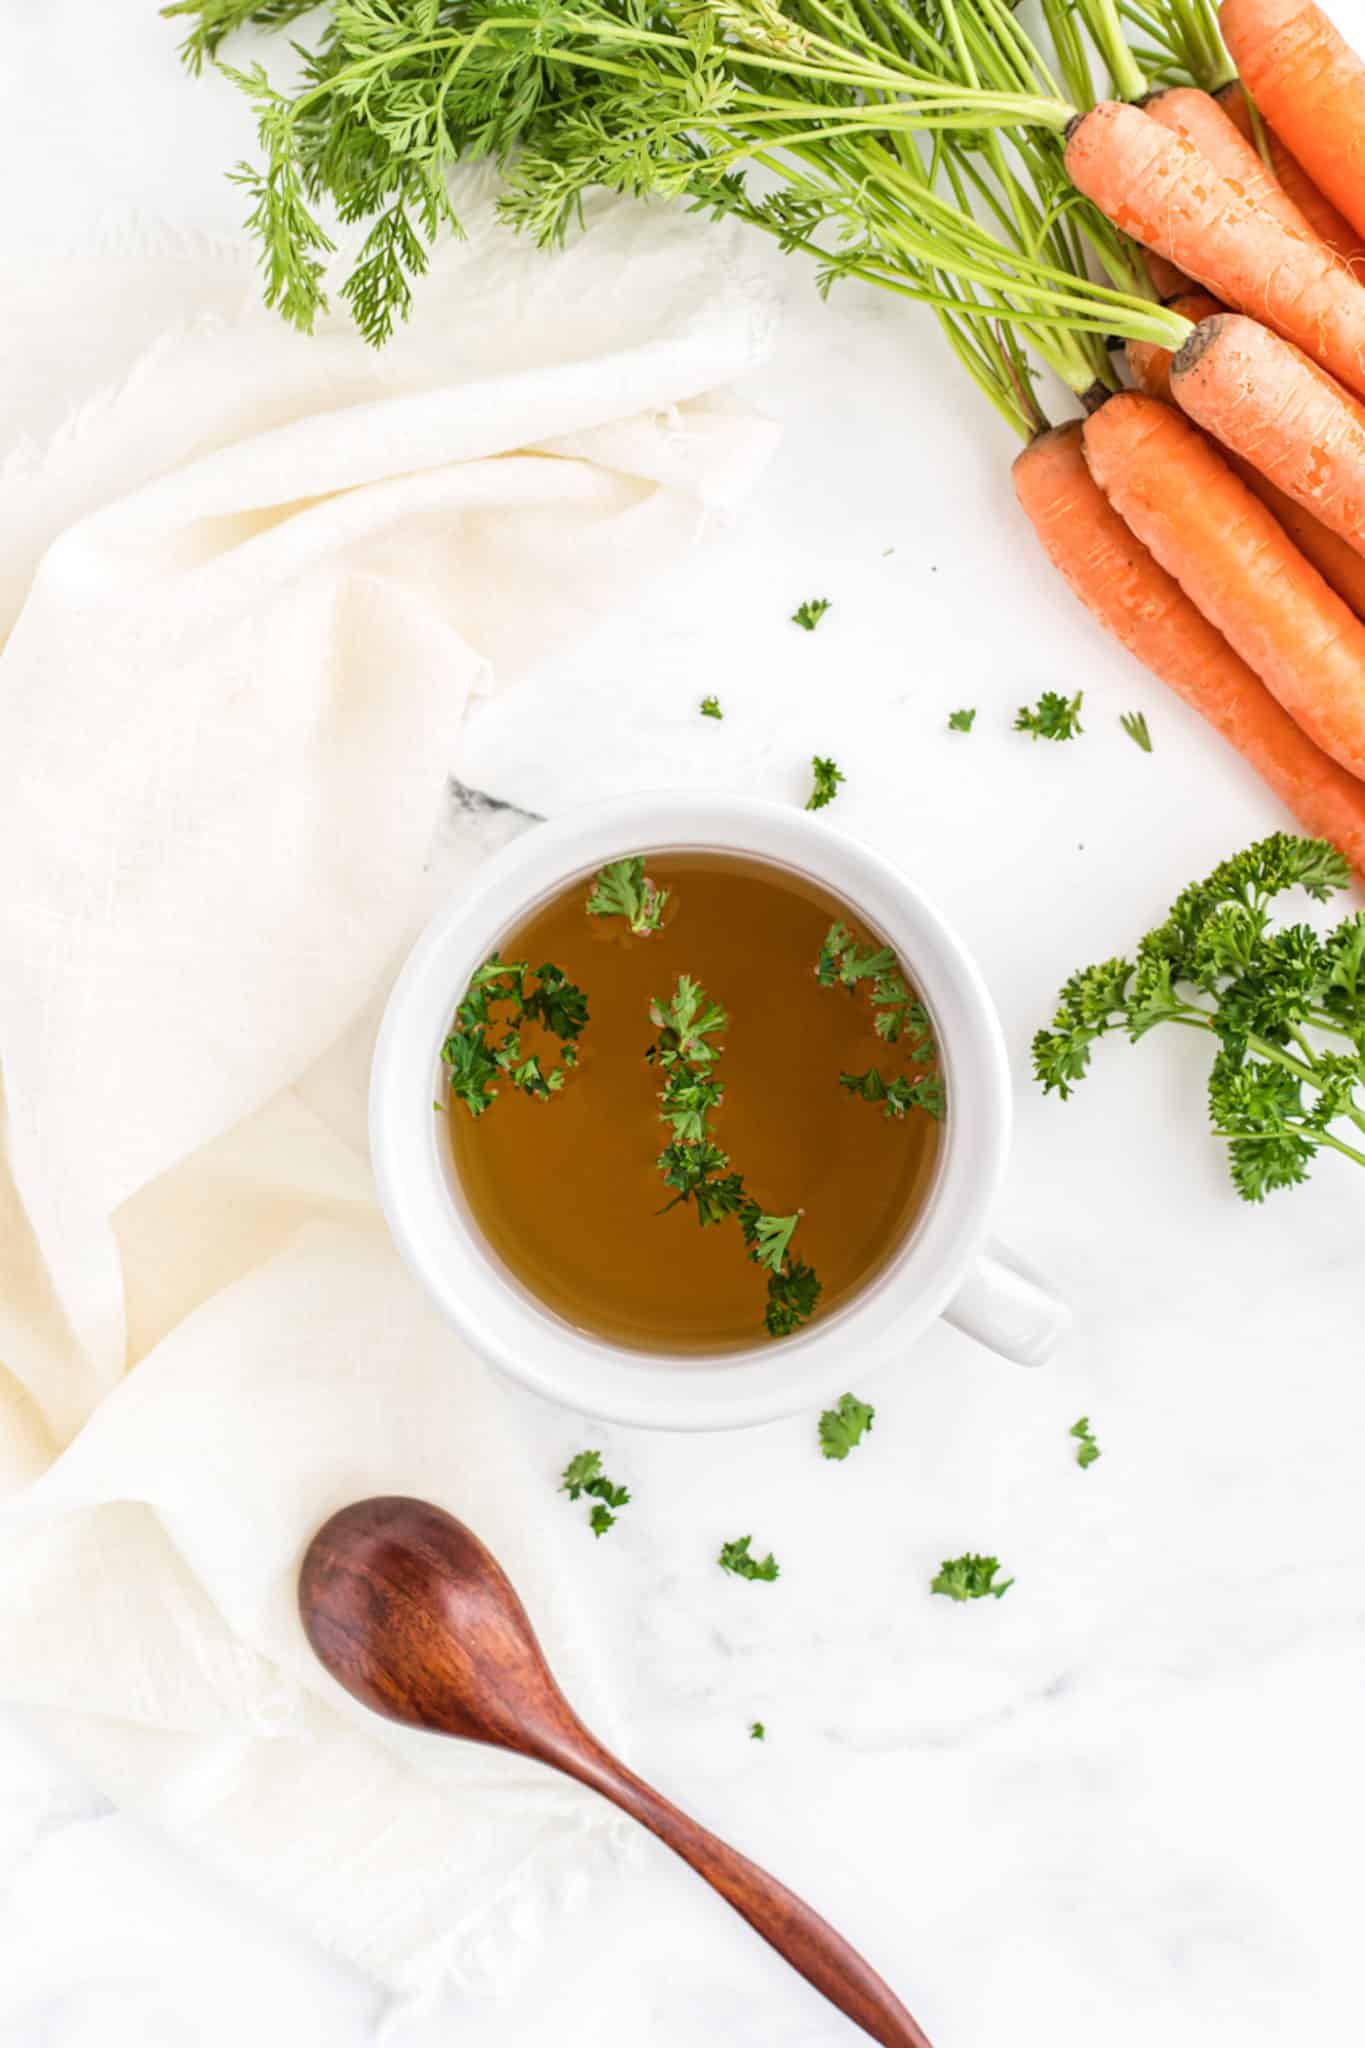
left=1127, top=306, right=1365, bottom=620
left=1126, top=291, right=1223, bottom=396
left=1145, top=250, right=1194, bottom=300
left=1222, top=0, right=1365, bottom=246
left=1216, top=80, right=1365, bottom=268
left=1170, top=312, right=1365, bottom=556
left=1064, top=100, right=1365, bottom=400
left=1013, top=421, right=1365, bottom=875
left=1142, top=87, right=1324, bottom=245
left=1083, top=390, right=1365, bottom=778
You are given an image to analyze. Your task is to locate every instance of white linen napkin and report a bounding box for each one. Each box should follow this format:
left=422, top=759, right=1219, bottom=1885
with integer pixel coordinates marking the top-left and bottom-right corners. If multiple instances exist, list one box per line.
left=0, top=187, right=778, bottom=2002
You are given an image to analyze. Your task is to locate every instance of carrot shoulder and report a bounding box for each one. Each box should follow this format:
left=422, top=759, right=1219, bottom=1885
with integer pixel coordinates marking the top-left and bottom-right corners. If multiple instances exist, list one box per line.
left=1128, top=307, right=1365, bottom=620
left=1222, top=0, right=1365, bottom=245
left=1142, top=86, right=1323, bottom=244
left=1064, top=100, right=1365, bottom=400
left=1083, top=391, right=1365, bottom=780
left=1170, top=313, right=1365, bottom=560
left=1013, top=420, right=1365, bottom=876
left=1216, top=79, right=1365, bottom=267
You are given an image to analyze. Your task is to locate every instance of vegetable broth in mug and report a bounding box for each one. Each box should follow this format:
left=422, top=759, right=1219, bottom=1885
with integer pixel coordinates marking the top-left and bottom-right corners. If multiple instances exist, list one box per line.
left=447, top=851, right=943, bottom=1351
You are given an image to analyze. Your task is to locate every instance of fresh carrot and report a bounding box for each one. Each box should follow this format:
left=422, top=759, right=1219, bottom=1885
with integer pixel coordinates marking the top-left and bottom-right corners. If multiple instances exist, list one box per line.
left=1014, top=420, right=1365, bottom=874
left=1083, top=390, right=1365, bottom=778
left=1126, top=291, right=1223, bottom=396
left=1170, top=311, right=1365, bottom=565
left=1221, top=0, right=1365, bottom=246
left=1128, top=304, right=1365, bottom=620
left=1145, top=250, right=1194, bottom=300
left=1064, top=100, right=1365, bottom=399
left=1142, top=86, right=1324, bottom=244
left=1216, top=80, right=1365, bottom=268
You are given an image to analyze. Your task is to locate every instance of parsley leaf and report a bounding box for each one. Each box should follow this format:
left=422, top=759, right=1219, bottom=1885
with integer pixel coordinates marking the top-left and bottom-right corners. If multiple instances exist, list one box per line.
left=444, top=955, right=588, bottom=1118
left=700, top=696, right=723, bottom=720
left=560, top=1450, right=603, bottom=1499
left=818, top=1392, right=876, bottom=1459
left=947, top=707, right=976, bottom=732
left=1034, top=833, right=1365, bottom=1199
left=818, top=923, right=943, bottom=1122
left=586, top=856, right=669, bottom=936
left=719, top=1535, right=780, bottom=1581
left=791, top=597, right=831, bottom=632
left=750, top=1720, right=766, bottom=1740
left=806, top=756, right=845, bottom=810
left=560, top=1449, right=631, bottom=1535
left=1015, top=690, right=1083, bottom=741
left=1070, top=1416, right=1101, bottom=1468
left=931, top=1554, right=1014, bottom=1601
left=1120, top=710, right=1153, bottom=752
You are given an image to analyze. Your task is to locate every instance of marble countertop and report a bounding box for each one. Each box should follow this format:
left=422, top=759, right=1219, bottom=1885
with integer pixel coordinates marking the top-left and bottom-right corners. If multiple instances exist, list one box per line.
left=3, top=8, right=1362, bottom=2046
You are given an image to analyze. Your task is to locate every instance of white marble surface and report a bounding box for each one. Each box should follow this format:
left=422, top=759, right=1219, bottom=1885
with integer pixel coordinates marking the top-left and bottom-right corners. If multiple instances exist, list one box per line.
left=4, top=6, right=1365, bottom=2045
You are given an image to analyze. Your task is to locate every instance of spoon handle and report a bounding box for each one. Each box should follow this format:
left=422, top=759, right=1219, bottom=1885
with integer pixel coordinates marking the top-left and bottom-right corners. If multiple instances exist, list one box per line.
left=559, top=1739, right=934, bottom=2048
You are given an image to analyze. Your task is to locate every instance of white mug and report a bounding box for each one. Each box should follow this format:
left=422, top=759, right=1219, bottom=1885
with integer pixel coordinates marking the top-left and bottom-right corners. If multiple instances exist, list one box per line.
left=371, top=794, right=1068, bottom=1429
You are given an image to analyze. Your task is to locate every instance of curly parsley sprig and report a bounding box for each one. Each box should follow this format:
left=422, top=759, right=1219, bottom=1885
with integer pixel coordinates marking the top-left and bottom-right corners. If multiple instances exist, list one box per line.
left=1034, top=833, right=1365, bottom=1201
left=648, top=975, right=822, bottom=1338
left=586, top=855, right=669, bottom=936
left=443, top=956, right=588, bottom=1118
left=817, top=924, right=945, bottom=1122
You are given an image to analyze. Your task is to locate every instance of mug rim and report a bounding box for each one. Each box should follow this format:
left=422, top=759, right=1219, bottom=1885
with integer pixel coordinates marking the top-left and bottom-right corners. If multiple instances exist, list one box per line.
left=370, top=793, right=1012, bottom=1430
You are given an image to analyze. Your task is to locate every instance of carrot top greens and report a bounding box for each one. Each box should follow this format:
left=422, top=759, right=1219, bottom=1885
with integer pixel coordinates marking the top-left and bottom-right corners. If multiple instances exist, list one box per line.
left=1035, top=834, right=1365, bottom=1200
left=167, top=0, right=1191, bottom=417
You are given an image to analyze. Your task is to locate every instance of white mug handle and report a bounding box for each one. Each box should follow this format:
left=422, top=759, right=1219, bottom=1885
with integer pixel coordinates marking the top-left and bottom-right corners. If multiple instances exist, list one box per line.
left=942, top=1239, right=1070, bottom=1368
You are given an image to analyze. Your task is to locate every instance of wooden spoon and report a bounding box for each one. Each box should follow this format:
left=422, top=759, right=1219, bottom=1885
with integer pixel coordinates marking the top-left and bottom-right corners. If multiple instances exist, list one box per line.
left=299, top=1496, right=934, bottom=2048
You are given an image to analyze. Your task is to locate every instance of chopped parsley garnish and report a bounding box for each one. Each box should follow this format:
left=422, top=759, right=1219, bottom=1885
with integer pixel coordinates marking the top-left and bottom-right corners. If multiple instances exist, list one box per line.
left=931, top=1554, right=1014, bottom=1602
left=817, top=923, right=944, bottom=1122
left=586, top=855, right=669, bottom=936
left=818, top=1392, right=876, bottom=1459
left=560, top=1449, right=631, bottom=1537
left=649, top=975, right=821, bottom=1338
left=700, top=695, right=723, bottom=720
left=806, top=756, right=845, bottom=810
left=1070, top=1416, right=1101, bottom=1469
left=750, top=1720, right=766, bottom=1740
left=1120, top=709, right=1153, bottom=752
left=1034, top=832, right=1365, bottom=1201
left=791, top=597, right=831, bottom=632
left=443, top=956, right=588, bottom=1119
left=947, top=707, right=976, bottom=732
left=719, top=1535, right=780, bottom=1581
left=1015, top=690, right=1083, bottom=741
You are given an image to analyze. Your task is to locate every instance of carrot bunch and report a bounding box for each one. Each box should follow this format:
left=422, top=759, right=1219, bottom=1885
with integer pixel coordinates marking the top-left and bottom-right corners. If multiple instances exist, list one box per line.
left=997, top=0, right=1365, bottom=877
left=180, top=0, right=1365, bottom=874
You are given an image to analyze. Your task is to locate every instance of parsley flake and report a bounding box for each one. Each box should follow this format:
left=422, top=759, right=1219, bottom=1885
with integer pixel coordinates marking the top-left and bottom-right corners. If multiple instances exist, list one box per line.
left=700, top=695, right=723, bottom=720
left=807, top=756, right=845, bottom=811
left=750, top=1720, right=766, bottom=1740
left=1070, top=1416, right=1101, bottom=1469
left=1015, top=690, right=1083, bottom=742
left=947, top=707, right=976, bottom=732
left=791, top=597, right=831, bottom=632
left=586, top=855, right=669, bottom=936
left=719, top=1535, right=780, bottom=1581
left=931, top=1554, right=1014, bottom=1602
left=560, top=1449, right=631, bottom=1536
left=818, top=1392, right=876, bottom=1459
left=1120, top=710, right=1153, bottom=752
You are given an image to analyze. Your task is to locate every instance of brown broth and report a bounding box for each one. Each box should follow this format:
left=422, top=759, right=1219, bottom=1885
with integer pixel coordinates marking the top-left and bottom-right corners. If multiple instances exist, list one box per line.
left=447, top=851, right=943, bottom=1352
